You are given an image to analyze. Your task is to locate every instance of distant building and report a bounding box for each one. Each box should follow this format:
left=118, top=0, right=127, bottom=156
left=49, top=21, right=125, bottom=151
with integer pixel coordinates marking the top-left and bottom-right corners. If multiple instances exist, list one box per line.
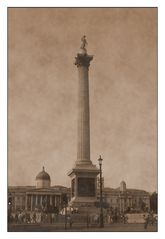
left=8, top=169, right=150, bottom=214
left=8, top=167, right=70, bottom=213
left=97, top=181, right=150, bottom=213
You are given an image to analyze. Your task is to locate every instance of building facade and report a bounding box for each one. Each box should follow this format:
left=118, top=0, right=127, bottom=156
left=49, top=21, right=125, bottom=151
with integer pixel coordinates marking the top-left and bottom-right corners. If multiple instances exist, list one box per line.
left=8, top=167, right=70, bottom=213
left=8, top=168, right=150, bottom=214
left=97, top=181, right=150, bottom=213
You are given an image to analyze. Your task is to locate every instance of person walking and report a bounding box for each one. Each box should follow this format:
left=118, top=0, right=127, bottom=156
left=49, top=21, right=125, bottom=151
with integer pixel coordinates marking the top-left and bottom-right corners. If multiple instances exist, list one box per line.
left=67, top=215, right=73, bottom=229
left=144, top=214, right=150, bottom=229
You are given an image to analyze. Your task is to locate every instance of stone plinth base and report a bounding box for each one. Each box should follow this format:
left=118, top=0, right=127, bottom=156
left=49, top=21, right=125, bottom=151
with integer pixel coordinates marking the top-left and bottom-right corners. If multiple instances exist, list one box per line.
left=69, top=198, right=99, bottom=215
left=69, top=197, right=96, bottom=208
left=68, top=163, right=99, bottom=212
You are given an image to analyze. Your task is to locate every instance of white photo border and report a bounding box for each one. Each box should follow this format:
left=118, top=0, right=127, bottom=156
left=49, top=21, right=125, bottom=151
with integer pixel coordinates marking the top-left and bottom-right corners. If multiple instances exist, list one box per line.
left=0, top=0, right=162, bottom=239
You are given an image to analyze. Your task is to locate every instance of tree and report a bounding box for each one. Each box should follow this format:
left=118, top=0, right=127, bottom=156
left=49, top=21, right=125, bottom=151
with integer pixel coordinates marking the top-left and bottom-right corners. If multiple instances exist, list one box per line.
left=139, top=197, right=147, bottom=212
left=62, top=193, right=68, bottom=205
left=150, top=192, right=158, bottom=213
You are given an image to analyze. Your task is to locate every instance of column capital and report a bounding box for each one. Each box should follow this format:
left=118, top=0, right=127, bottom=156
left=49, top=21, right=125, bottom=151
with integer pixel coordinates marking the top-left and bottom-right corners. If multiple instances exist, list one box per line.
left=75, top=53, right=93, bottom=68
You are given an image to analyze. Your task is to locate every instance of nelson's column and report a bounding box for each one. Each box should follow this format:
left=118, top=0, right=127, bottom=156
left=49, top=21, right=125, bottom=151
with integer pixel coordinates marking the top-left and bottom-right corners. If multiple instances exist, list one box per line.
left=68, top=36, right=99, bottom=209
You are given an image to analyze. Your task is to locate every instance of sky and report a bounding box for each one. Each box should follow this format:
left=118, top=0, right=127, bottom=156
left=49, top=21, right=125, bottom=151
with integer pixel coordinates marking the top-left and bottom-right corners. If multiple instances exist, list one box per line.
left=8, top=8, right=157, bottom=192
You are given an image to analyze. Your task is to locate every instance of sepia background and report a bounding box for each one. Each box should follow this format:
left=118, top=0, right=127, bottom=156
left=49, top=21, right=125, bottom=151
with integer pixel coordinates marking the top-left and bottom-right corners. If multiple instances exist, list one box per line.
left=8, top=8, right=157, bottom=192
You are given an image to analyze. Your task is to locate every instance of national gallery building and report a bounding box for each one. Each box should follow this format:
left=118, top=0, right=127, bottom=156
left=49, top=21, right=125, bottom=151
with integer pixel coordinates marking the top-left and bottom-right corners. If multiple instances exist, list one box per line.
left=8, top=167, right=150, bottom=214
left=8, top=167, right=70, bottom=213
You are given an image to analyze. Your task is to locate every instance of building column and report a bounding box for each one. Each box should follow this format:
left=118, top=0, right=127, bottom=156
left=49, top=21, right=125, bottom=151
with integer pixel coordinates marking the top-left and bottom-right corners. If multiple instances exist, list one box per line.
left=38, top=195, right=40, bottom=207
left=40, top=195, right=43, bottom=207
left=14, top=196, right=17, bottom=211
left=130, top=198, right=133, bottom=207
left=54, top=196, right=57, bottom=207
left=30, top=195, right=33, bottom=211
left=25, top=195, right=28, bottom=210
left=50, top=195, right=52, bottom=205
left=46, top=195, right=48, bottom=209
left=56, top=195, right=59, bottom=207
left=75, top=177, right=78, bottom=197
left=120, top=198, right=122, bottom=212
left=119, top=197, right=122, bottom=213
left=35, top=195, right=38, bottom=208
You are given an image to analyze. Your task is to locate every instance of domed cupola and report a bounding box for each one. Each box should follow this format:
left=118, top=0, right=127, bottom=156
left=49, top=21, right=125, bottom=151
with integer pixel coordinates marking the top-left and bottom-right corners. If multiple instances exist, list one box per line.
left=36, top=166, right=51, bottom=188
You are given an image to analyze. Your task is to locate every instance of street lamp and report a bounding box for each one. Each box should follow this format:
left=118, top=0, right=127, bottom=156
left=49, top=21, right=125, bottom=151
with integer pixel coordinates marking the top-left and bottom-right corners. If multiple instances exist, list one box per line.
left=98, top=155, right=104, bottom=228
left=62, top=193, right=68, bottom=230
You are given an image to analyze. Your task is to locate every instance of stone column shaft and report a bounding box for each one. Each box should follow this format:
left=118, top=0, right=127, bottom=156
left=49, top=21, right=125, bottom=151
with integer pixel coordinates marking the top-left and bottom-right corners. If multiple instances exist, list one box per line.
left=75, top=53, right=93, bottom=165
left=77, top=66, right=90, bottom=162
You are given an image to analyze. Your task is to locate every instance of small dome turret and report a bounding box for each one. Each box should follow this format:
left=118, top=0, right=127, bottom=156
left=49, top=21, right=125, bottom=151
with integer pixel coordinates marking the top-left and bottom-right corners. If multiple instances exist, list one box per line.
left=120, top=181, right=126, bottom=192
left=36, top=166, right=51, bottom=188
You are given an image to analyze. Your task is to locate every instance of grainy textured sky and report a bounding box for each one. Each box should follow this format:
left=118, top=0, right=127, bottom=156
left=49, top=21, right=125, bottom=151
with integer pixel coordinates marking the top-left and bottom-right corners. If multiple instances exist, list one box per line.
left=8, top=8, right=157, bottom=192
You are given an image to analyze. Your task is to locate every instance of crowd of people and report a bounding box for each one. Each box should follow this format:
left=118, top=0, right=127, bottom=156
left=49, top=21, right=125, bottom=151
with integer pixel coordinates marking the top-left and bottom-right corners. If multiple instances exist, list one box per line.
left=107, top=213, right=128, bottom=224
left=8, top=208, right=157, bottom=228
left=144, top=212, right=157, bottom=229
left=8, top=210, right=60, bottom=224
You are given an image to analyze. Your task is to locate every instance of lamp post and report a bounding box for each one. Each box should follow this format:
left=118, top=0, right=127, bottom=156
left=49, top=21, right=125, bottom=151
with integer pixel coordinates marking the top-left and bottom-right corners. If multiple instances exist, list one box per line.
left=98, top=155, right=104, bottom=228
left=62, top=193, right=68, bottom=230
left=86, top=204, right=90, bottom=228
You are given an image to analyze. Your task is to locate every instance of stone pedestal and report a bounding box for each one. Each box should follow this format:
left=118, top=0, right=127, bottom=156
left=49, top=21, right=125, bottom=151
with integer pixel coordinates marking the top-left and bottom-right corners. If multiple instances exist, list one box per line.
left=68, top=45, right=99, bottom=209
left=68, top=166, right=99, bottom=208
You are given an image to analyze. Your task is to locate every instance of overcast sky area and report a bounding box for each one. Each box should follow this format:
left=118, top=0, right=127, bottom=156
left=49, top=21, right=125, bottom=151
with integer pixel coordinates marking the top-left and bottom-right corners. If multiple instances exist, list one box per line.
left=8, top=8, right=157, bottom=192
